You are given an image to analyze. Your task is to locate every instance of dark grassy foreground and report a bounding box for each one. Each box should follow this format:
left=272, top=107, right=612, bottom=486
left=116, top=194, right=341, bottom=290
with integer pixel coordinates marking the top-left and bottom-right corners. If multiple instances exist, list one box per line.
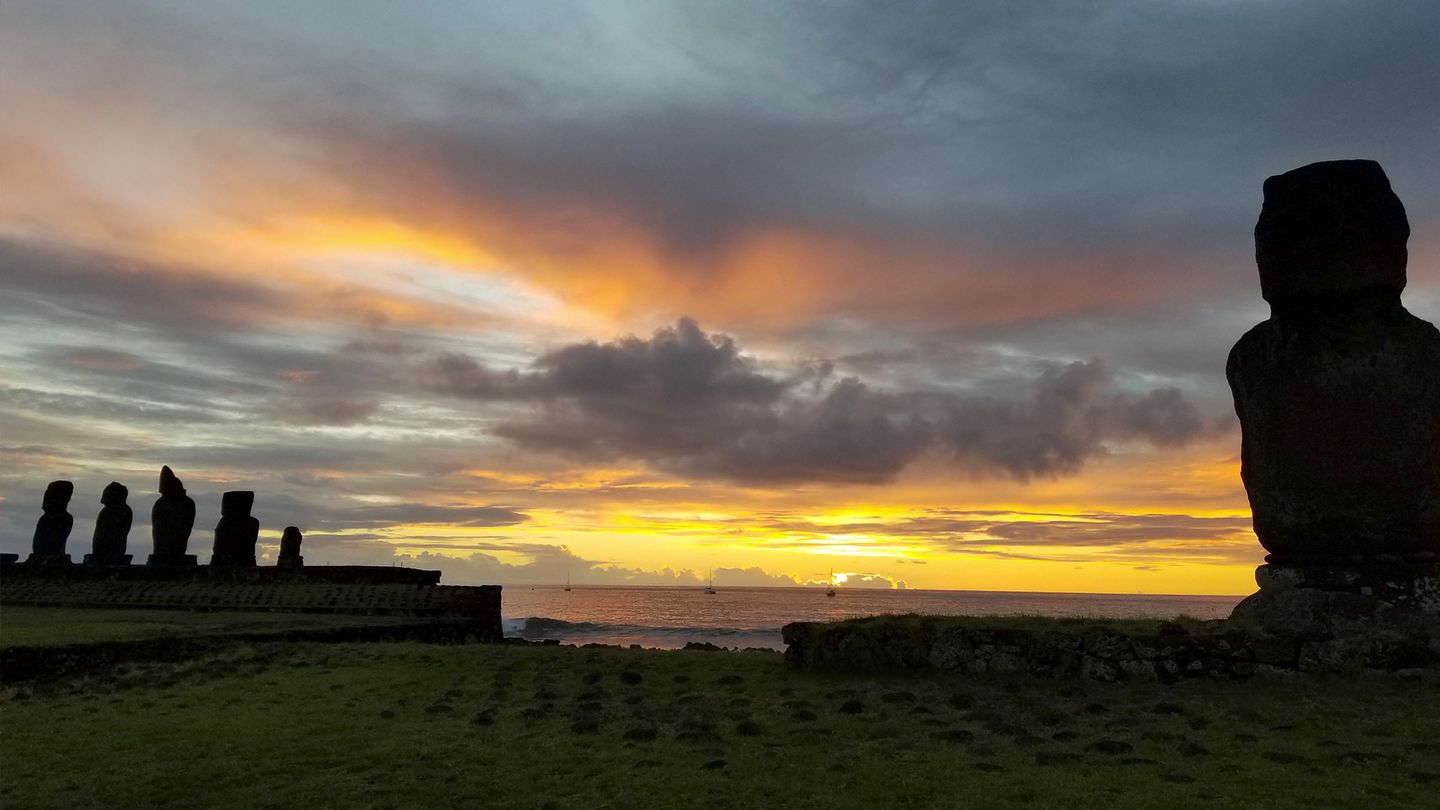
left=4, top=631, right=1439, bottom=810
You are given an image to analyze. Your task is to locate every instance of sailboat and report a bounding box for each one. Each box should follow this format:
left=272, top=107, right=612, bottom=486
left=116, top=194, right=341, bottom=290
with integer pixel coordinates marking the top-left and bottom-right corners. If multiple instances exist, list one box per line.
left=563, top=571, right=572, bottom=592
left=826, top=569, right=837, bottom=598
left=704, top=569, right=717, bottom=595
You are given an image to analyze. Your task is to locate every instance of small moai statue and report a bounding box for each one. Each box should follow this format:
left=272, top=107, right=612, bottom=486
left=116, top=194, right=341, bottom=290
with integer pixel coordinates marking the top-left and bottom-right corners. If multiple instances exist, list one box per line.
left=148, top=466, right=198, bottom=566
left=84, top=481, right=134, bottom=565
left=210, top=490, right=259, bottom=567
left=277, top=526, right=305, bottom=568
left=1228, top=159, right=1440, bottom=619
left=26, top=480, right=75, bottom=566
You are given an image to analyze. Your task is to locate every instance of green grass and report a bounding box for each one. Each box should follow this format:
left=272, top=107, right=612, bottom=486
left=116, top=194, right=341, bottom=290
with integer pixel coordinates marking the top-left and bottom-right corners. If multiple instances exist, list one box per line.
left=3, top=639, right=1438, bottom=809
left=0, top=606, right=418, bottom=647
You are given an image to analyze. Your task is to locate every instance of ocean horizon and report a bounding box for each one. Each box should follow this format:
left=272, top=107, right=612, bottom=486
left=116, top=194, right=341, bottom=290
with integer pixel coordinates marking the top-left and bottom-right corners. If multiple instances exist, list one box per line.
left=502, top=585, right=1246, bottom=650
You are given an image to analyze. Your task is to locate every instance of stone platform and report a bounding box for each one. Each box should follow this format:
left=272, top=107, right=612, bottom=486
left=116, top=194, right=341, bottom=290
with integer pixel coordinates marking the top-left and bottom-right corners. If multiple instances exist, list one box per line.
left=0, top=558, right=441, bottom=586
left=1251, top=560, right=1440, bottom=612
left=1227, top=560, right=1440, bottom=649
left=0, top=561, right=501, bottom=638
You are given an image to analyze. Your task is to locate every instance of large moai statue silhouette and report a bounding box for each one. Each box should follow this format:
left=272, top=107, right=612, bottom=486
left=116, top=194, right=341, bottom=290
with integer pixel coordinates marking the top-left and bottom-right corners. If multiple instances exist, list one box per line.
left=148, top=466, right=198, bottom=566
left=27, top=480, right=75, bottom=565
left=84, top=481, right=134, bottom=566
left=1228, top=160, right=1440, bottom=617
left=210, top=490, right=260, bottom=567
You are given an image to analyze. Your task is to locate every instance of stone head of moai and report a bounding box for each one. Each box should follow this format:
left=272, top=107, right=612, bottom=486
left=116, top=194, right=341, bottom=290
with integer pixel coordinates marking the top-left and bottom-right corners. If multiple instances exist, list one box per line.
left=1254, top=159, right=1409, bottom=306
left=158, top=465, right=186, bottom=497
left=101, top=481, right=128, bottom=506
left=42, top=480, right=74, bottom=515
left=221, top=490, right=255, bottom=517
left=1228, top=160, right=1440, bottom=569
left=280, top=526, right=303, bottom=556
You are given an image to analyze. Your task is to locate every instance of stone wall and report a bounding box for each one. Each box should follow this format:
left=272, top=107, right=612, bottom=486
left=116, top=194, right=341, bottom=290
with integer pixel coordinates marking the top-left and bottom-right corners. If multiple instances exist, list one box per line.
left=0, top=559, right=503, bottom=645
left=3, top=575, right=492, bottom=613
left=0, top=560, right=441, bottom=586
left=781, top=615, right=1440, bottom=681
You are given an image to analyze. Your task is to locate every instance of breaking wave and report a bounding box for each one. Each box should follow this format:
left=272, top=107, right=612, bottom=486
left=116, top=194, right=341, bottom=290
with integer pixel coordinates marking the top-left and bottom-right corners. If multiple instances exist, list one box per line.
left=503, top=616, right=784, bottom=650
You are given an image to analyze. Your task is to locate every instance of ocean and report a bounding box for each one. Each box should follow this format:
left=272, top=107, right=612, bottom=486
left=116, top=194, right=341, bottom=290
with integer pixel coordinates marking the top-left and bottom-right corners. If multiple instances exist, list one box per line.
left=501, top=586, right=1244, bottom=650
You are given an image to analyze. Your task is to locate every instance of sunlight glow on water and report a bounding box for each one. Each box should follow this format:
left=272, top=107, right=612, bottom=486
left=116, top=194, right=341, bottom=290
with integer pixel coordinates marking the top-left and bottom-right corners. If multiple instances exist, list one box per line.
left=502, top=586, right=1243, bottom=650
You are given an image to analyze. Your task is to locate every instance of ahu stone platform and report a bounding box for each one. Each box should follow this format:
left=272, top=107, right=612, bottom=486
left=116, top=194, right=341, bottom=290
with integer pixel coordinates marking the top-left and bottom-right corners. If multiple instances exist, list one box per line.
left=0, top=562, right=501, bottom=639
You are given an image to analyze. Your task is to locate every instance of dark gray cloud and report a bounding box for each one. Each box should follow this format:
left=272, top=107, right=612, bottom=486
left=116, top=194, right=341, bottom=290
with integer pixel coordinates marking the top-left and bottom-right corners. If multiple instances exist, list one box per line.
left=740, top=509, right=1258, bottom=564
left=277, top=399, right=379, bottom=427
left=938, top=359, right=1206, bottom=480
left=0, top=237, right=284, bottom=332
left=0, top=386, right=224, bottom=426
left=674, top=377, right=934, bottom=484
left=430, top=319, right=1212, bottom=483
left=265, top=1, right=1440, bottom=276
left=207, top=493, right=528, bottom=534
left=301, top=539, right=811, bottom=588
left=11, top=1, right=1438, bottom=325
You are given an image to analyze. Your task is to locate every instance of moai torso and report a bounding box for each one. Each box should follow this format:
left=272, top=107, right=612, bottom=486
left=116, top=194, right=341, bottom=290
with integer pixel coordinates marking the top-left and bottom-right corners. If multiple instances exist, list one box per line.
left=31, top=480, right=74, bottom=557
left=212, top=490, right=259, bottom=566
left=1227, top=160, right=1440, bottom=564
left=151, top=466, right=196, bottom=557
left=91, top=481, right=133, bottom=561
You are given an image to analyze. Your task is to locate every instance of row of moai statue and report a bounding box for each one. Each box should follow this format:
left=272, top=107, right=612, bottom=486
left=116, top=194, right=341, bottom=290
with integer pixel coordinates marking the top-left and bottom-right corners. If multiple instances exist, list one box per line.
left=25, top=466, right=306, bottom=569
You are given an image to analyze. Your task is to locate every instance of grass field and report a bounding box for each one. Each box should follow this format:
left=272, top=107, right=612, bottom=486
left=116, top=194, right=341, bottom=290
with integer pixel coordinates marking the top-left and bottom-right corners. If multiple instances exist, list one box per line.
left=0, top=606, right=419, bottom=647
left=4, top=630, right=1438, bottom=809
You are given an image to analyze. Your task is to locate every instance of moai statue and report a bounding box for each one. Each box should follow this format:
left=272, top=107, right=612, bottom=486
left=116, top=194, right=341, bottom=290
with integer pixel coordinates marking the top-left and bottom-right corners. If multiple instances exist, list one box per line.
left=277, top=526, right=305, bottom=568
left=1228, top=160, right=1440, bottom=621
left=84, top=481, right=134, bottom=565
left=148, top=466, right=198, bottom=566
left=27, top=480, right=75, bottom=565
left=210, top=490, right=259, bottom=567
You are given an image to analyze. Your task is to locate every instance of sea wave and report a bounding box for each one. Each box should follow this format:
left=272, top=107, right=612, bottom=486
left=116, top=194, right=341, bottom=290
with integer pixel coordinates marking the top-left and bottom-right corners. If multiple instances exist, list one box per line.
left=506, top=616, right=782, bottom=640
left=501, top=616, right=785, bottom=649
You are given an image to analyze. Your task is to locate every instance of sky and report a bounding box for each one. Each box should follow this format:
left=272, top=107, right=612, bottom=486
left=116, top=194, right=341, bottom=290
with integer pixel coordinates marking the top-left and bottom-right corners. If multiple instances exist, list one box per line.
left=2, top=1, right=1438, bottom=594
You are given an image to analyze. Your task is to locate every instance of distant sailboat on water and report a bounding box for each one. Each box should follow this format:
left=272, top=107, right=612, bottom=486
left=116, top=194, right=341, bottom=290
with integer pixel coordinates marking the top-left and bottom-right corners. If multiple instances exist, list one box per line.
left=826, top=569, right=837, bottom=598
left=563, top=571, right=572, bottom=592
left=704, top=568, right=717, bottom=594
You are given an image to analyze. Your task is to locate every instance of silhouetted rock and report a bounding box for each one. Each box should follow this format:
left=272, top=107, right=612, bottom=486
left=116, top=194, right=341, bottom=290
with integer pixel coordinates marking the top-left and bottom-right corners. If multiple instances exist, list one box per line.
left=278, top=526, right=304, bottom=568
left=1228, top=161, right=1440, bottom=567
left=84, top=481, right=133, bottom=565
left=211, top=490, right=260, bottom=567
left=147, top=466, right=197, bottom=567
left=27, top=480, right=74, bottom=565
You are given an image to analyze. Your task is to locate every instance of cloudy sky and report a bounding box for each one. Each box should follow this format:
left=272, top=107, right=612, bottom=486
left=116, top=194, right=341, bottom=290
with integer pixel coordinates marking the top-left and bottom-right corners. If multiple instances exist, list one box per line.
left=3, top=1, right=1437, bottom=593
